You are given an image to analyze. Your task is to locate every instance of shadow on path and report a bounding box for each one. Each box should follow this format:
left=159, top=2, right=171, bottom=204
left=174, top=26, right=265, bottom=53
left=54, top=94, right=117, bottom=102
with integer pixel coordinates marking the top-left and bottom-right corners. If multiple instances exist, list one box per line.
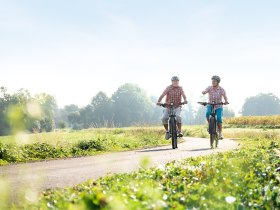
left=137, top=148, right=173, bottom=153
left=184, top=148, right=211, bottom=152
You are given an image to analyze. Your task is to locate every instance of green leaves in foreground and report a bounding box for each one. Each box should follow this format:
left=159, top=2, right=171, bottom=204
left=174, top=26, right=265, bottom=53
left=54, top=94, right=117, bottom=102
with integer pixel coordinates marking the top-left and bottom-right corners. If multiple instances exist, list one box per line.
left=26, top=139, right=280, bottom=210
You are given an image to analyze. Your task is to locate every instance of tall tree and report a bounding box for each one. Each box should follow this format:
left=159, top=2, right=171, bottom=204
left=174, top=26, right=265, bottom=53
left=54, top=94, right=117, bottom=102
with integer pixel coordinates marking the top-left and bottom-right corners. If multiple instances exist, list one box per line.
left=59, top=104, right=81, bottom=129
left=146, top=95, right=161, bottom=125
left=181, top=102, right=196, bottom=125
left=79, top=105, right=94, bottom=128
left=0, top=88, right=44, bottom=135
left=67, top=111, right=81, bottom=129
left=0, top=87, right=12, bottom=135
left=242, top=93, right=280, bottom=116
left=90, top=91, right=113, bottom=127
left=194, top=106, right=207, bottom=125
left=223, top=107, right=235, bottom=118
left=34, top=93, right=57, bottom=132
left=10, top=89, right=38, bottom=133
left=111, top=83, right=153, bottom=126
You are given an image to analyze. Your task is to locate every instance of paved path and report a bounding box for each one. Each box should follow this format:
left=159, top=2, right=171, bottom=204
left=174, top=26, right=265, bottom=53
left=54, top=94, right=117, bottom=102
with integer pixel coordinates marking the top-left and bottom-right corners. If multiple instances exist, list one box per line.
left=0, top=137, right=239, bottom=195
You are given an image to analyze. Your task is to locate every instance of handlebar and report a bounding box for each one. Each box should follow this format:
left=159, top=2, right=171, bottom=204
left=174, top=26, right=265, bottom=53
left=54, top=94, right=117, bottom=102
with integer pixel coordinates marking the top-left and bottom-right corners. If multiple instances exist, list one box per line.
left=197, top=102, right=229, bottom=106
left=159, top=102, right=186, bottom=108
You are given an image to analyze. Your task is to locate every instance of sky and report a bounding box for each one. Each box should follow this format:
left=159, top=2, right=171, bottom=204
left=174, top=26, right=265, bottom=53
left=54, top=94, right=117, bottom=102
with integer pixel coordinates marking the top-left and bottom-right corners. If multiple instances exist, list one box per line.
left=0, top=0, right=280, bottom=114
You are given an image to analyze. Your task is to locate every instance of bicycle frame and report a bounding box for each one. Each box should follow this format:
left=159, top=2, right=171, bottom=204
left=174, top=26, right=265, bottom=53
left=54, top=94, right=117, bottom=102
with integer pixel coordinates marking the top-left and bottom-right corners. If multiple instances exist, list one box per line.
left=168, top=103, right=178, bottom=149
left=208, top=104, right=219, bottom=148
left=160, top=102, right=184, bottom=149
left=198, top=101, right=227, bottom=149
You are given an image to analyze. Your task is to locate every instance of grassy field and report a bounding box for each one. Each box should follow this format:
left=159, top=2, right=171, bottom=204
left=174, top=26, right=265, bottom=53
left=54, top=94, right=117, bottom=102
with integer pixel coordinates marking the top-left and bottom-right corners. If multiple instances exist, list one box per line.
left=184, top=125, right=280, bottom=140
left=0, top=127, right=170, bottom=165
left=1, top=128, right=278, bottom=209
left=224, top=115, right=280, bottom=129
left=1, top=125, right=280, bottom=165
left=1, top=125, right=280, bottom=209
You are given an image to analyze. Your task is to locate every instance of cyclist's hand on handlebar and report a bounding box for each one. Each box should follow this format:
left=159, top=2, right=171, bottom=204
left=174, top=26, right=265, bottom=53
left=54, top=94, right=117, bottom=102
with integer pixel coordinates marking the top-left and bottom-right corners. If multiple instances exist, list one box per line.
left=156, top=102, right=162, bottom=106
left=224, top=101, right=229, bottom=105
left=182, top=101, right=188, bottom=105
left=198, top=102, right=207, bottom=106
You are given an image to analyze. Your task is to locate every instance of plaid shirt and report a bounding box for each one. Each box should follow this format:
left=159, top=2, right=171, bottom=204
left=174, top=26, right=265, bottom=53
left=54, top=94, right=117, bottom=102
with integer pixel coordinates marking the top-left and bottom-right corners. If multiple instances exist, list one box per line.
left=158, top=85, right=186, bottom=108
left=205, top=86, right=226, bottom=109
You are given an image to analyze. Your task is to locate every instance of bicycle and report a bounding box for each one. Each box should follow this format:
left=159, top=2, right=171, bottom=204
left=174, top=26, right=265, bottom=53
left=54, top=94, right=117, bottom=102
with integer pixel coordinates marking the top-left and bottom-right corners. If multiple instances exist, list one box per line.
left=160, top=102, right=185, bottom=149
left=197, top=101, right=228, bottom=149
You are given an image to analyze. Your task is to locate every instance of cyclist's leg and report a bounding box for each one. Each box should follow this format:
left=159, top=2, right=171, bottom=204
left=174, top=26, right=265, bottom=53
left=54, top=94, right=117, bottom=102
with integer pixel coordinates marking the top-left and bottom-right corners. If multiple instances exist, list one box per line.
left=175, top=107, right=183, bottom=136
left=216, top=108, right=223, bottom=138
left=162, top=108, right=170, bottom=139
left=206, top=106, right=212, bottom=130
left=162, top=108, right=169, bottom=129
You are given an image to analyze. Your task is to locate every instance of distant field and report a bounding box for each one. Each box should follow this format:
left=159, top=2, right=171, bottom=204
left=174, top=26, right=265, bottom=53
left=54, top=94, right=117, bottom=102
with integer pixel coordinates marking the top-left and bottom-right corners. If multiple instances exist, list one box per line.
left=224, top=115, right=280, bottom=128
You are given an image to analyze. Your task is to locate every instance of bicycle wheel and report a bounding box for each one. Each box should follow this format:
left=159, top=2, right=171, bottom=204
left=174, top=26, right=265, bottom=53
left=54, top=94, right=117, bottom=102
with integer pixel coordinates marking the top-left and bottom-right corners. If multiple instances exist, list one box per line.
left=169, top=118, right=177, bottom=149
left=215, top=133, right=219, bottom=148
left=209, top=117, right=217, bottom=148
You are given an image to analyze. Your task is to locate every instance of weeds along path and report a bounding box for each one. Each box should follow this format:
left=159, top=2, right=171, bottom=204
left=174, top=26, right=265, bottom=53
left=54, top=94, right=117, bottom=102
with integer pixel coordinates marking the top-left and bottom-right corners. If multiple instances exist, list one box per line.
left=0, top=137, right=239, bottom=193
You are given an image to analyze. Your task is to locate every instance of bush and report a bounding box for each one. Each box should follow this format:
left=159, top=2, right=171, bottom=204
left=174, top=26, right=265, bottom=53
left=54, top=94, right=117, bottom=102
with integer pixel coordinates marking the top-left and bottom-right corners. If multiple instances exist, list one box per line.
left=76, top=139, right=106, bottom=151
left=22, top=142, right=65, bottom=159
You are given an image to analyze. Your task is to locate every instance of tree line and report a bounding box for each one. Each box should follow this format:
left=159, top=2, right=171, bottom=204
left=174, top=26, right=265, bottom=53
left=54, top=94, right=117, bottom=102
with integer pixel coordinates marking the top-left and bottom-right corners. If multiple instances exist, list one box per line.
left=0, top=87, right=56, bottom=136
left=1, top=84, right=280, bottom=136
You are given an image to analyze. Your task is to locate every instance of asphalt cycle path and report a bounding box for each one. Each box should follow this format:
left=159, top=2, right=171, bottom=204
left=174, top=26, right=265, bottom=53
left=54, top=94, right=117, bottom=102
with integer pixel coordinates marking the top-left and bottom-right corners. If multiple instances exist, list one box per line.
left=0, top=137, right=239, bottom=195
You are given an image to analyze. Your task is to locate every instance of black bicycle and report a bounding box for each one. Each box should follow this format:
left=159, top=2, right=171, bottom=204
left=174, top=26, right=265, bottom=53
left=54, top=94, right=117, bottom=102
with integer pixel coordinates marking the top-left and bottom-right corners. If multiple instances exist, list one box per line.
left=198, top=101, right=228, bottom=149
left=160, top=102, right=185, bottom=149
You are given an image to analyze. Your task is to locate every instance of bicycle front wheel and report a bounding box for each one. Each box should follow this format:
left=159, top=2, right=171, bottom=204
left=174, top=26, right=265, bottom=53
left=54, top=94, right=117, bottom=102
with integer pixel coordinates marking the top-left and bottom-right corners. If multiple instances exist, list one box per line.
left=169, top=118, right=177, bottom=149
left=209, top=117, right=217, bottom=148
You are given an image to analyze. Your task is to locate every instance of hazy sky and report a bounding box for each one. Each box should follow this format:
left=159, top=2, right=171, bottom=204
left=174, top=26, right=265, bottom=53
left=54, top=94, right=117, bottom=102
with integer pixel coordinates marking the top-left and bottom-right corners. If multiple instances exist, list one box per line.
left=1, top=0, right=279, bottom=113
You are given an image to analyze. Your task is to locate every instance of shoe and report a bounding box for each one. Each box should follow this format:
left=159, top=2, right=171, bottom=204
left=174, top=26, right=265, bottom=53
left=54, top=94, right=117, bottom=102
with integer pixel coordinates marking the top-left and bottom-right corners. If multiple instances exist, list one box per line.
left=218, top=133, right=224, bottom=139
left=177, top=131, right=183, bottom=137
left=165, top=131, right=170, bottom=140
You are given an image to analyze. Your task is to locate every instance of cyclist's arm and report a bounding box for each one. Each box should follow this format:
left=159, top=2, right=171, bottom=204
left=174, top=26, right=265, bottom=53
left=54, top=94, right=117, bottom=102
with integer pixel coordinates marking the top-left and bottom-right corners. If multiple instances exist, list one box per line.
left=222, top=89, right=229, bottom=104
left=181, top=87, right=187, bottom=104
left=202, top=86, right=210, bottom=95
left=157, top=87, right=168, bottom=104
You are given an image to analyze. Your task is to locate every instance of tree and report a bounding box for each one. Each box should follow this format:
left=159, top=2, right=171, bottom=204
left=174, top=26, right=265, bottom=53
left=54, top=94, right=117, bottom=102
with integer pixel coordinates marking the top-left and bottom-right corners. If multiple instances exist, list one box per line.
left=34, top=93, right=57, bottom=132
left=90, top=91, right=113, bottom=127
left=12, top=89, right=42, bottom=132
left=0, top=88, right=46, bottom=135
left=111, top=83, right=153, bottom=126
left=79, top=105, right=94, bottom=128
left=148, top=95, right=162, bottom=125
left=67, top=111, right=81, bottom=129
left=194, top=106, right=206, bottom=125
left=0, top=87, right=12, bottom=135
left=223, top=107, right=235, bottom=118
left=181, top=102, right=196, bottom=125
left=242, top=93, right=280, bottom=116
left=59, top=104, right=81, bottom=129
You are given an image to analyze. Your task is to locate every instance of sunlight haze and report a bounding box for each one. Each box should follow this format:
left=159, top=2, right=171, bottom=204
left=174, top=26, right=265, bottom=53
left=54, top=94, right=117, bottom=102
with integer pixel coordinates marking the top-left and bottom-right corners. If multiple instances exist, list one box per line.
left=1, top=0, right=279, bottom=114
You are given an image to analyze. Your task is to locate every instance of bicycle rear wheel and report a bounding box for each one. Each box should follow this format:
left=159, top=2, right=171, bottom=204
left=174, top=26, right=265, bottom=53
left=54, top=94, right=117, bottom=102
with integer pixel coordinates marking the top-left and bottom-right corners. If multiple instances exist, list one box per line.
left=169, top=118, right=177, bottom=149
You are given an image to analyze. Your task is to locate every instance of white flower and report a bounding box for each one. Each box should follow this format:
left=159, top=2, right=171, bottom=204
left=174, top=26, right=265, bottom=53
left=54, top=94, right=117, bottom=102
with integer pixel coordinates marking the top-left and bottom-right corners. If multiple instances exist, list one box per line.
left=225, top=196, right=236, bottom=203
left=163, top=194, right=168, bottom=200
left=157, top=164, right=165, bottom=171
left=200, top=161, right=206, bottom=165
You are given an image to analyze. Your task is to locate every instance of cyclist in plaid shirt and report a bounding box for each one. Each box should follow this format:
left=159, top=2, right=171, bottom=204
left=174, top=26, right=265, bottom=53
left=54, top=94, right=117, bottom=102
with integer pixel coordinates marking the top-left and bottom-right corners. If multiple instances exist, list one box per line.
left=157, top=76, right=188, bottom=140
left=202, top=75, right=229, bottom=139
